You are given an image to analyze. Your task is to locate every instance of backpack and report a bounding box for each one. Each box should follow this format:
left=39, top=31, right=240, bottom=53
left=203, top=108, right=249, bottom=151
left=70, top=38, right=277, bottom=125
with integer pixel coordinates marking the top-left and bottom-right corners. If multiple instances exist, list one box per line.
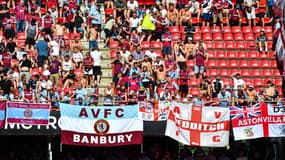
left=27, top=24, right=36, bottom=38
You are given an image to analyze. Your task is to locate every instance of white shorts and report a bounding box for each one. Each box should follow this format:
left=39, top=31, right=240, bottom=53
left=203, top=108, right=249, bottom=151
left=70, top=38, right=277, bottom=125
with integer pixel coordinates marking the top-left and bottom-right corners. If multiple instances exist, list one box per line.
left=246, top=7, right=256, bottom=20
left=84, top=68, right=93, bottom=75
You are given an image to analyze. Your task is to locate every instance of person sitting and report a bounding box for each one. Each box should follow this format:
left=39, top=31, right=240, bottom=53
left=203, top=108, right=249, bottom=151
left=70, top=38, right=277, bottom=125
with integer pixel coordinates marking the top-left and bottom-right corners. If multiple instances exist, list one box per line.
left=246, top=84, right=257, bottom=104
left=234, top=85, right=248, bottom=105
left=218, top=87, right=232, bottom=107
left=256, top=29, right=268, bottom=53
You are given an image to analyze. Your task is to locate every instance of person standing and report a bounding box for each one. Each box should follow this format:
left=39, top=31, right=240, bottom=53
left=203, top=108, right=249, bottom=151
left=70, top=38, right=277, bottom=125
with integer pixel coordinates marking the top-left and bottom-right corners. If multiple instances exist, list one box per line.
left=15, top=0, right=27, bottom=33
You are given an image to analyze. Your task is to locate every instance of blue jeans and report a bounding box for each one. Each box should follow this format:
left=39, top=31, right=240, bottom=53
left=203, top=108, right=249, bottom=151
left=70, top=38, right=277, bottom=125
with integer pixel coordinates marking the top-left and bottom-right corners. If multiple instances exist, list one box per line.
left=16, top=20, right=25, bottom=33
left=76, top=27, right=84, bottom=33
left=89, top=40, right=98, bottom=50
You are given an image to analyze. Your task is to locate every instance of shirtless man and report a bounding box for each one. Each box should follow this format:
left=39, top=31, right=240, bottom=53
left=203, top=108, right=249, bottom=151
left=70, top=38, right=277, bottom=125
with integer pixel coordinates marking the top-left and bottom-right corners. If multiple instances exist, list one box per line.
left=264, top=80, right=275, bottom=101
left=179, top=6, right=192, bottom=26
left=173, top=38, right=187, bottom=70
left=155, top=64, right=173, bottom=86
left=87, top=25, right=99, bottom=50
left=246, top=84, right=257, bottom=103
left=52, top=20, right=66, bottom=47
left=167, top=4, right=179, bottom=26
left=184, top=37, right=195, bottom=55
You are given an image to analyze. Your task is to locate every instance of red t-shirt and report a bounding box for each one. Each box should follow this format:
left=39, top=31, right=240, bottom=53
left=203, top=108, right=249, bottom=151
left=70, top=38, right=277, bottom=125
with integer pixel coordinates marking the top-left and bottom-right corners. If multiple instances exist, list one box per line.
left=2, top=53, right=11, bottom=68
left=43, top=15, right=53, bottom=29
left=24, top=89, right=33, bottom=100
left=195, top=50, right=206, bottom=66
left=83, top=56, right=94, bottom=69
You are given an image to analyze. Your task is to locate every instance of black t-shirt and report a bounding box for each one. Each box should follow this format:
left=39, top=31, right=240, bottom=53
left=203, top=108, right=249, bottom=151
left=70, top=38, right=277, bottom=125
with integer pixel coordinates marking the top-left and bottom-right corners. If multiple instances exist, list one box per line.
left=66, top=73, right=76, bottom=80
left=6, top=42, right=17, bottom=53
left=20, top=59, right=32, bottom=68
left=184, top=26, right=196, bottom=37
left=74, top=15, right=84, bottom=28
left=0, top=79, right=12, bottom=95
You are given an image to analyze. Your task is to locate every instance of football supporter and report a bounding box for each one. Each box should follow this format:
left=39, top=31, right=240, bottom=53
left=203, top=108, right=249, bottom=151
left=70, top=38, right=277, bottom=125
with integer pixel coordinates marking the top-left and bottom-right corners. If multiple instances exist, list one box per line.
left=256, top=29, right=268, bottom=53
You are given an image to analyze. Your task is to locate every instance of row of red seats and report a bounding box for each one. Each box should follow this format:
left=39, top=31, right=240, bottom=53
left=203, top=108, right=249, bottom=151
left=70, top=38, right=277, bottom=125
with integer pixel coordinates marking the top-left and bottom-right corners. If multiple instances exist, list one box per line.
left=186, top=59, right=277, bottom=68
left=193, top=32, right=272, bottom=41
left=169, top=26, right=272, bottom=34
left=208, top=51, right=275, bottom=59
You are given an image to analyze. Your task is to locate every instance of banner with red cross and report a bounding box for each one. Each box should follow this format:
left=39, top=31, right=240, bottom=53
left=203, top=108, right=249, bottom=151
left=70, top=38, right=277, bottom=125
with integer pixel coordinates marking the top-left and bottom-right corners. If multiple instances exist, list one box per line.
left=165, top=102, right=230, bottom=147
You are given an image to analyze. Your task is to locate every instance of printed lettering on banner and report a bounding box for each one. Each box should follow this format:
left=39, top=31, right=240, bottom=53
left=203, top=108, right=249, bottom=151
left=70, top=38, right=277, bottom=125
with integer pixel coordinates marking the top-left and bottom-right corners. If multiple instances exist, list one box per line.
left=230, top=103, right=285, bottom=141
left=60, top=103, right=143, bottom=147
left=165, top=102, right=230, bottom=147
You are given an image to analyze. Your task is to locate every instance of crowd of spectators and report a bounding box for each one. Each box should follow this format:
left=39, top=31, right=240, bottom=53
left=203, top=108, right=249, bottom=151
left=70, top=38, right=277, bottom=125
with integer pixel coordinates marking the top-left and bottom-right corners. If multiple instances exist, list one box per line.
left=0, top=0, right=279, bottom=108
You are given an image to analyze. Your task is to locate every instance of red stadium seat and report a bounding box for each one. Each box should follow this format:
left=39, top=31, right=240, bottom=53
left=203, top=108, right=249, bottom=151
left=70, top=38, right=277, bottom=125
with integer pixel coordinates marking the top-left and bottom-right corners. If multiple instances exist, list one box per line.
left=215, top=41, right=225, bottom=49
left=234, top=33, right=244, bottom=41
left=230, top=69, right=240, bottom=76
left=225, top=41, right=235, bottom=49
left=242, top=26, right=253, bottom=33
left=151, top=41, right=162, bottom=48
left=268, top=41, right=273, bottom=49
left=172, top=33, right=181, bottom=40
left=194, top=26, right=200, bottom=33
left=201, top=26, right=211, bottom=32
left=229, top=60, right=238, bottom=68
left=70, top=33, right=80, bottom=39
left=188, top=79, right=199, bottom=86
left=241, top=69, right=251, bottom=76
left=259, top=52, right=268, bottom=58
left=223, top=78, right=232, bottom=86
left=232, top=26, right=241, bottom=33
left=74, top=69, right=83, bottom=76
left=273, top=69, right=281, bottom=76
left=202, top=33, right=212, bottom=40
left=220, top=69, right=229, bottom=76
left=145, top=0, right=155, bottom=5
left=207, top=60, right=217, bottom=67
left=155, top=50, right=163, bottom=57
left=191, top=17, right=201, bottom=25
left=246, top=41, right=257, bottom=49
left=250, top=60, right=259, bottom=67
left=253, top=79, right=264, bottom=86
left=207, top=69, right=219, bottom=76
left=141, top=41, right=151, bottom=49
left=186, top=60, right=195, bottom=67
left=169, top=26, right=179, bottom=33
left=17, top=33, right=25, bottom=40
left=63, top=33, right=70, bottom=40
left=244, top=33, right=255, bottom=41
left=189, top=88, right=200, bottom=96
left=263, top=69, right=273, bottom=76
left=213, top=33, right=223, bottom=41
left=223, top=26, right=232, bottom=33
left=248, top=51, right=257, bottom=58
left=193, top=33, right=202, bottom=41
left=227, top=51, right=237, bottom=58
left=223, top=33, right=233, bottom=41
left=275, top=78, right=282, bottom=86
left=266, top=33, right=273, bottom=41
left=264, top=26, right=272, bottom=33
left=253, top=26, right=262, bottom=34
left=17, top=41, right=25, bottom=47
left=110, top=40, right=120, bottom=48
left=181, top=33, right=186, bottom=40
left=244, top=78, right=253, bottom=86
left=252, top=69, right=261, bottom=76
left=179, top=26, right=186, bottom=32
left=110, top=50, right=118, bottom=58
left=205, top=41, right=214, bottom=49
left=216, top=51, right=226, bottom=58
left=239, top=60, right=248, bottom=67
left=105, top=8, right=114, bottom=15
left=41, top=8, right=46, bottom=15
left=237, top=51, right=247, bottom=58
left=207, top=51, right=215, bottom=58
left=236, top=41, right=246, bottom=49
left=211, top=26, right=221, bottom=33
left=260, top=60, right=271, bottom=68
left=218, top=60, right=228, bottom=67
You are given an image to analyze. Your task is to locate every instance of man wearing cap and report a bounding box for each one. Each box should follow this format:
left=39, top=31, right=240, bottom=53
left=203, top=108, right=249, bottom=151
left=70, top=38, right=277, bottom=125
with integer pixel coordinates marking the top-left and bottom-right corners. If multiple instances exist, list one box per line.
left=231, top=72, right=245, bottom=90
left=256, top=29, right=268, bottom=53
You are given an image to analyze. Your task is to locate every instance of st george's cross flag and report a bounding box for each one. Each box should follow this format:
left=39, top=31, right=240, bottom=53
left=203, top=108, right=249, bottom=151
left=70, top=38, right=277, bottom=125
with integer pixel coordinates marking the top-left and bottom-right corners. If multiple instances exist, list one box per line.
left=230, top=103, right=285, bottom=141
left=60, top=103, right=143, bottom=147
left=165, top=102, right=230, bottom=147
left=138, top=101, right=169, bottom=121
left=0, top=102, right=5, bottom=128
left=6, top=102, right=50, bottom=125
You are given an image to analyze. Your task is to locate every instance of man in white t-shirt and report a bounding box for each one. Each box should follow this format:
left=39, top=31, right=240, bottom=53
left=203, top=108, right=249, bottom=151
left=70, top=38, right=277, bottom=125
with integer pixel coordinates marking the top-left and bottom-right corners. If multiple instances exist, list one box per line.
left=127, top=0, right=138, bottom=18
left=49, top=37, right=60, bottom=56
left=90, top=47, right=102, bottom=84
left=120, top=46, right=131, bottom=63
left=129, top=12, right=141, bottom=30
left=231, top=72, right=245, bottom=90
left=145, top=47, right=157, bottom=60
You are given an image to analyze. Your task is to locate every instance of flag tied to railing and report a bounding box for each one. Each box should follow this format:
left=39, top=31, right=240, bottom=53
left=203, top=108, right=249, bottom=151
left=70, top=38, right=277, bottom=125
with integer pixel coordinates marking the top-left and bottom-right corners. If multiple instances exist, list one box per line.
left=0, top=102, right=6, bottom=128
left=165, top=102, right=230, bottom=147
left=60, top=103, right=143, bottom=147
left=138, top=101, right=170, bottom=121
left=6, top=102, right=50, bottom=125
left=230, top=102, right=285, bottom=140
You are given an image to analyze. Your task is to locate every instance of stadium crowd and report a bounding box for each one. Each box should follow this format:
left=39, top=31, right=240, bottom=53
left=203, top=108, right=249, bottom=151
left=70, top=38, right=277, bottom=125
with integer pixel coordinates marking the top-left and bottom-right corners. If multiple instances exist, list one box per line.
left=0, top=0, right=279, bottom=109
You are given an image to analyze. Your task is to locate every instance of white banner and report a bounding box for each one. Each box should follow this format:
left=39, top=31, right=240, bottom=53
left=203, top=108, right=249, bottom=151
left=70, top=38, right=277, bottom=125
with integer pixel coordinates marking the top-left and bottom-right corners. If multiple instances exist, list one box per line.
left=165, top=102, right=230, bottom=147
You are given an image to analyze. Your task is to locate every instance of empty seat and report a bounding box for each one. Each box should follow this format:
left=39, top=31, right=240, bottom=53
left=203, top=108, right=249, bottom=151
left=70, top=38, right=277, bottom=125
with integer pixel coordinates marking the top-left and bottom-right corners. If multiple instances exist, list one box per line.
left=70, top=33, right=80, bottom=39
left=260, top=60, right=271, bottom=68
left=151, top=41, right=162, bottom=48
left=253, top=26, right=262, bottom=34
left=229, top=60, right=238, bottom=67
left=193, top=33, right=202, bottom=41
left=244, top=78, right=253, bottom=86
left=203, top=33, right=212, bottom=40
left=253, top=79, right=264, bottom=86
left=223, top=26, right=232, bottom=33
left=275, top=78, right=282, bottom=86
left=263, top=69, right=273, bottom=76
left=188, top=79, right=199, bottom=86
left=155, top=50, right=163, bottom=57
left=213, top=33, right=223, bottom=41
left=242, top=26, right=253, bottom=33
left=110, top=50, right=118, bottom=58
left=189, top=88, right=200, bottom=96
left=241, top=69, right=251, bottom=76
left=194, top=26, right=200, bottom=32
left=227, top=51, right=237, bottom=58
left=232, top=26, right=242, bottom=33
left=273, top=69, right=281, bottom=76
left=205, top=41, right=214, bottom=49
left=141, top=41, right=151, bottom=49
left=237, top=51, right=247, bottom=58
left=223, top=78, right=232, bottom=86
left=207, top=69, right=219, bottom=76
left=259, top=53, right=268, bottom=58
left=266, top=33, right=273, bottom=41
left=220, top=69, right=229, bottom=76
left=250, top=60, right=260, bottom=67
left=248, top=51, right=258, bottom=58
left=234, top=33, right=244, bottom=41
left=264, top=26, right=272, bottom=33
left=230, top=69, right=240, bottom=76
left=172, top=33, right=181, bottom=40
left=272, top=60, right=277, bottom=68
left=207, top=60, right=217, bottom=67
left=244, top=33, right=255, bottom=41
left=225, top=41, right=235, bottom=49
left=179, top=26, right=186, bottom=32
left=246, top=41, right=257, bottom=49
left=201, top=26, right=211, bottom=32
left=169, top=26, right=179, bottom=33
left=110, top=40, right=120, bottom=48
left=240, top=60, right=249, bottom=67
left=236, top=41, right=246, bottom=49
left=252, top=69, right=261, bottom=76
left=215, top=41, right=225, bottom=49
left=186, top=60, right=195, bottom=67
left=223, top=33, right=233, bottom=41
left=192, top=17, right=201, bottom=25
left=207, top=51, right=215, bottom=58
left=216, top=51, right=226, bottom=58
left=218, top=60, right=228, bottom=67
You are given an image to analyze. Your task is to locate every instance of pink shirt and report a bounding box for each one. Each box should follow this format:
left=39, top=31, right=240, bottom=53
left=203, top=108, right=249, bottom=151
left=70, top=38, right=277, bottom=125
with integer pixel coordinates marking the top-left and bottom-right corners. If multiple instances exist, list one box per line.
left=15, top=5, right=26, bottom=20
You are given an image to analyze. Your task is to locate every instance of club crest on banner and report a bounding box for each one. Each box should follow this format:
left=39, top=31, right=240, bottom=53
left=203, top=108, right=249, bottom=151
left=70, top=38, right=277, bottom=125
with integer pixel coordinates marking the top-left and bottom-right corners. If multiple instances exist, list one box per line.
left=23, top=109, right=33, bottom=119
left=279, top=125, right=285, bottom=135
left=94, top=119, right=110, bottom=135
left=243, top=127, right=254, bottom=137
